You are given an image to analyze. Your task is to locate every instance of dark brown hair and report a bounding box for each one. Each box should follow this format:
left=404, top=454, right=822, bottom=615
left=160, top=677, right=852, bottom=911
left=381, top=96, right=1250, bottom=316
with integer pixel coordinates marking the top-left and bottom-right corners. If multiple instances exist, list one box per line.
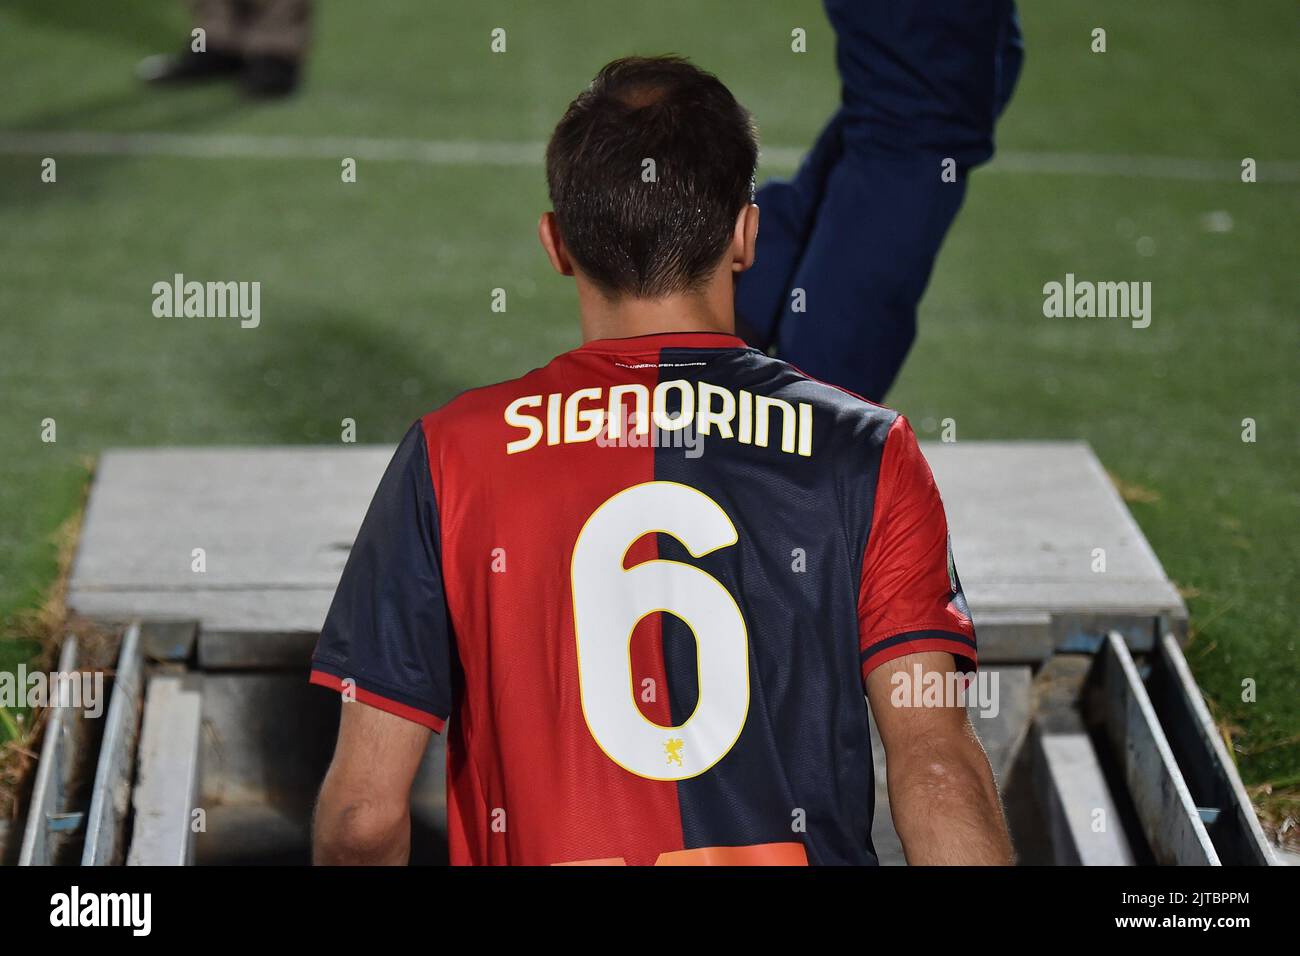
left=545, top=56, right=758, bottom=299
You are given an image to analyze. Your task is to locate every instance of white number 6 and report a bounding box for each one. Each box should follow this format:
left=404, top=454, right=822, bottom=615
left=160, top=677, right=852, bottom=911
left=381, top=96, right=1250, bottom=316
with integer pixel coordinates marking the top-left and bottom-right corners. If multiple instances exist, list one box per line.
left=571, top=481, right=750, bottom=780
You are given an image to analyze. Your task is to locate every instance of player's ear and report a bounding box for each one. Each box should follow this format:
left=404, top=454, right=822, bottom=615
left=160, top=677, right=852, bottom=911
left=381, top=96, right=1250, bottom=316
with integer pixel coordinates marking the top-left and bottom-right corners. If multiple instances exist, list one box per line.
left=730, top=203, right=759, bottom=273
left=538, top=212, right=574, bottom=276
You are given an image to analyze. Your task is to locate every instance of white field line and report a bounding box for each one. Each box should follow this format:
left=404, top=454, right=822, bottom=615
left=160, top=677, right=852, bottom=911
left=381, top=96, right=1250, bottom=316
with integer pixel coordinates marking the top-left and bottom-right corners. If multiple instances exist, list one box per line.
left=0, top=129, right=1296, bottom=182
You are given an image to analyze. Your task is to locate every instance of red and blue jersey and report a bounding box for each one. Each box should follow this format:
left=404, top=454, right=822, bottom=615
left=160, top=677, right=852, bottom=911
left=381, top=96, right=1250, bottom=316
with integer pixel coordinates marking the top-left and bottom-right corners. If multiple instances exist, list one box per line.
left=310, top=331, right=975, bottom=865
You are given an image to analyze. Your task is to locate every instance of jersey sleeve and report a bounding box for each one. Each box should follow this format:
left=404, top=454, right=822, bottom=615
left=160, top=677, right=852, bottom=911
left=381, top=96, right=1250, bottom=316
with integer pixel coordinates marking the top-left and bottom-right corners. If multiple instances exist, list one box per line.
left=310, top=420, right=455, bottom=732
left=857, top=415, right=976, bottom=682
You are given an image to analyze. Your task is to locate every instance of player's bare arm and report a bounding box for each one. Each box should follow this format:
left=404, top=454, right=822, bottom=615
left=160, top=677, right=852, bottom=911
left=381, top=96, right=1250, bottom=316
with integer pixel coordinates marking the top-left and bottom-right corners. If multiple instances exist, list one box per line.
left=866, top=652, right=1013, bottom=865
left=313, top=703, right=430, bottom=865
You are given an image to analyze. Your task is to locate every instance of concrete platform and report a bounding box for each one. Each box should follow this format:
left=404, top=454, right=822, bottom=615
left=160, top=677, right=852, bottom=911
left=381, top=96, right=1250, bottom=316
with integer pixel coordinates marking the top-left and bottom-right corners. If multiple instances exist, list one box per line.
left=68, top=441, right=1186, bottom=664
left=925, top=441, right=1186, bottom=634
left=69, top=446, right=388, bottom=644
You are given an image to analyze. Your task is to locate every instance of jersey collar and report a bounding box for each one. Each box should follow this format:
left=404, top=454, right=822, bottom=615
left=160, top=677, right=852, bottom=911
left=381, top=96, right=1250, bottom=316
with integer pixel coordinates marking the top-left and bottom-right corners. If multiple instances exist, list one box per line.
left=577, top=331, right=748, bottom=354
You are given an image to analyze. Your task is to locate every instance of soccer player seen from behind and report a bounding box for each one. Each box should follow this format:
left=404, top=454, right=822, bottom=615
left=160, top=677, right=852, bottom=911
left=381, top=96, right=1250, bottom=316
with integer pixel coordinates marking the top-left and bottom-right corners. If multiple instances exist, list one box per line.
left=312, top=56, right=1014, bottom=866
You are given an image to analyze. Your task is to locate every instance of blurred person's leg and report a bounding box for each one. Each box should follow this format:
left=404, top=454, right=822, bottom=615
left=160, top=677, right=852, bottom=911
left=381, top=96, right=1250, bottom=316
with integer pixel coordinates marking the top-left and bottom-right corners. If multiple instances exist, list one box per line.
left=734, top=112, right=847, bottom=351
left=136, top=0, right=244, bottom=85
left=829, top=0, right=1020, bottom=169
left=995, top=6, right=1025, bottom=121
left=737, top=0, right=1022, bottom=400
left=774, top=154, right=967, bottom=401
left=240, top=0, right=315, bottom=97
left=192, top=0, right=245, bottom=56
left=138, top=0, right=314, bottom=98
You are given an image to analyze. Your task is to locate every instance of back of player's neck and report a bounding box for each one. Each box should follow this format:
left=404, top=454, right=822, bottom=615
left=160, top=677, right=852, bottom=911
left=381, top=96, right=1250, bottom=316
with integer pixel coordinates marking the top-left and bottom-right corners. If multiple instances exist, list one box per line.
left=578, top=284, right=735, bottom=343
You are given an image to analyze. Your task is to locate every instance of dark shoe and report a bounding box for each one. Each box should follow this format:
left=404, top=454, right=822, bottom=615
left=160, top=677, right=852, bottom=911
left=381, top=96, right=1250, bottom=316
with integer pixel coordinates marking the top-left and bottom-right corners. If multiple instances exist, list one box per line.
left=137, top=48, right=243, bottom=85
left=242, top=56, right=301, bottom=98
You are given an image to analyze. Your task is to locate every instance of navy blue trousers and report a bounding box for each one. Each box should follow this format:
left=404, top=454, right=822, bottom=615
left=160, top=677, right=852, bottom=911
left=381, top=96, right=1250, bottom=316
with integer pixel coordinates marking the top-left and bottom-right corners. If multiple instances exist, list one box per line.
left=736, top=0, right=1023, bottom=401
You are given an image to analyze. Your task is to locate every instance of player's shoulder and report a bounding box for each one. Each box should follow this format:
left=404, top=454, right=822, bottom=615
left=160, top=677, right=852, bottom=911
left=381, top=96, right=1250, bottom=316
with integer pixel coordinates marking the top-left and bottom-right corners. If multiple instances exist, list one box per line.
left=417, top=359, right=558, bottom=444
left=747, top=351, right=902, bottom=449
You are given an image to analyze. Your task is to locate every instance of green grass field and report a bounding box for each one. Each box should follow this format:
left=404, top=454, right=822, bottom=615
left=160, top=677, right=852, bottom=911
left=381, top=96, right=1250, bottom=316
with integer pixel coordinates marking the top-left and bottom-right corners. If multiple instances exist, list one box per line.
left=1, top=1, right=1296, bottom=804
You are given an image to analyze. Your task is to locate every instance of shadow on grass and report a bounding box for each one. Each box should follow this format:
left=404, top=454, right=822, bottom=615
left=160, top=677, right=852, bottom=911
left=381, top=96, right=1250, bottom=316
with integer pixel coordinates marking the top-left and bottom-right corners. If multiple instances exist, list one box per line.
left=185, top=301, right=482, bottom=445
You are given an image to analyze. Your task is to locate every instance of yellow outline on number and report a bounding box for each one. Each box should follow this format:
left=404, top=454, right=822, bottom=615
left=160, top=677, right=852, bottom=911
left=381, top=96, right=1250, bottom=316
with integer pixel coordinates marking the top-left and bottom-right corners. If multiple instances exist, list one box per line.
left=569, top=480, right=751, bottom=782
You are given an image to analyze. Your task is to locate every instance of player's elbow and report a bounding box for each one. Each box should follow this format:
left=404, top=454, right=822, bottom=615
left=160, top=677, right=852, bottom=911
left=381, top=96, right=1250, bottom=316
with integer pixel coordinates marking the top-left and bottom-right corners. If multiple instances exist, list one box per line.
left=313, top=793, right=409, bottom=865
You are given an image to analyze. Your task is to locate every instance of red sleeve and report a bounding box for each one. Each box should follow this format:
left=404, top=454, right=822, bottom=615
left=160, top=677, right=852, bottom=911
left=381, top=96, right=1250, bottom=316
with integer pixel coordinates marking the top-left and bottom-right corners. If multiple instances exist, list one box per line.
left=857, top=415, right=976, bottom=682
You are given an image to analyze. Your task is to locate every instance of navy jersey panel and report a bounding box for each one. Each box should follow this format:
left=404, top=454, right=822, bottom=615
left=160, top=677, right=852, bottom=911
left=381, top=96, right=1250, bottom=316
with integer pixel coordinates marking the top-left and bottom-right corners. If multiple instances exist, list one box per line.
left=311, top=420, right=457, bottom=729
left=653, top=345, right=897, bottom=865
